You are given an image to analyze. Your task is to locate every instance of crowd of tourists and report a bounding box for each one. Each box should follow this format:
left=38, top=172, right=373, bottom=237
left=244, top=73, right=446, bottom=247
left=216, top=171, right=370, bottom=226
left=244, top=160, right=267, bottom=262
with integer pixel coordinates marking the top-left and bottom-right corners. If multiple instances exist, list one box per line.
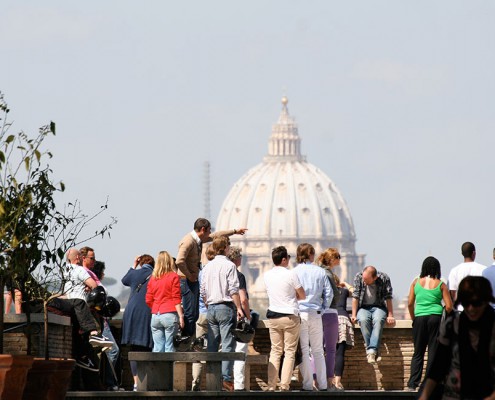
left=120, top=218, right=495, bottom=397
left=5, top=218, right=495, bottom=397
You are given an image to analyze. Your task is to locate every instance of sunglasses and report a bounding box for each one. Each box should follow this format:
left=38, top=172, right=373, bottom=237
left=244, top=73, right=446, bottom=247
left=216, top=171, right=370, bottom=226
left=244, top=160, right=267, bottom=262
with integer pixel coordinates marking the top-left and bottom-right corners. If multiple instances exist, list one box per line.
left=461, top=299, right=484, bottom=308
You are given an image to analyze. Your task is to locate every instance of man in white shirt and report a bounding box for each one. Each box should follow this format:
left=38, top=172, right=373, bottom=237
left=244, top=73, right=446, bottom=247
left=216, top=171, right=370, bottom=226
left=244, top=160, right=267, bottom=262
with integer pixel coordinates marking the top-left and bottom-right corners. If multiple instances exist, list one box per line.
left=482, top=248, right=495, bottom=309
left=51, top=248, right=113, bottom=348
left=448, top=242, right=486, bottom=303
left=200, top=236, right=243, bottom=392
left=264, top=246, right=306, bottom=391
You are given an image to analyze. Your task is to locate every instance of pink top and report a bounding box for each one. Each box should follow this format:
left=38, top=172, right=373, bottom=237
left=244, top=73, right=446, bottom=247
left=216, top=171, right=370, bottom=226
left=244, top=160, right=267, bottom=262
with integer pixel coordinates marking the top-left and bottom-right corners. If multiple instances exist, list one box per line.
left=145, top=272, right=181, bottom=314
left=84, top=266, right=101, bottom=285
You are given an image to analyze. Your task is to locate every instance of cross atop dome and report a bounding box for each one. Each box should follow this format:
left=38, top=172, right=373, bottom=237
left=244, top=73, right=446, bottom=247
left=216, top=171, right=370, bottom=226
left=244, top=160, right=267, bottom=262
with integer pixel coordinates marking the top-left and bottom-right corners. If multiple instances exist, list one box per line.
left=264, top=96, right=306, bottom=162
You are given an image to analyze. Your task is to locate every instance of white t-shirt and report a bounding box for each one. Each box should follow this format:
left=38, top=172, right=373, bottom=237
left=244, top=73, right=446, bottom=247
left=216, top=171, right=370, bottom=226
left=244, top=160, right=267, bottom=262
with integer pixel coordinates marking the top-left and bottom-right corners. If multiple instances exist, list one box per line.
left=264, top=266, right=302, bottom=315
left=64, top=264, right=91, bottom=300
left=448, top=261, right=486, bottom=292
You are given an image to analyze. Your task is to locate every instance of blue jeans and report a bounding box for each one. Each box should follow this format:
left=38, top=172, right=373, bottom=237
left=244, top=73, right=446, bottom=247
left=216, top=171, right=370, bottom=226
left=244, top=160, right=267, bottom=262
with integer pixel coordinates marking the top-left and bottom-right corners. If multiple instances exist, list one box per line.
left=356, top=306, right=387, bottom=354
left=207, top=303, right=236, bottom=382
left=151, top=312, right=179, bottom=352
left=180, top=279, right=199, bottom=336
left=103, top=320, right=120, bottom=387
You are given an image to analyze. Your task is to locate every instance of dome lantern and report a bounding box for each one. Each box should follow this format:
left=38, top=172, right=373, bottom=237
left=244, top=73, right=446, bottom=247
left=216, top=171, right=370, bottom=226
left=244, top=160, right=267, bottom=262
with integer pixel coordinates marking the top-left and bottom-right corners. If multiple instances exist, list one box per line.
left=264, top=97, right=305, bottom=163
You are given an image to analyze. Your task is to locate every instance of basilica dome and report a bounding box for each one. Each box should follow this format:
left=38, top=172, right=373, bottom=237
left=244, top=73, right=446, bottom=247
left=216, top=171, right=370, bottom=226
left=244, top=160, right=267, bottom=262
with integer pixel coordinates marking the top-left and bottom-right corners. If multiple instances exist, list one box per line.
left=216, top=97, right=364, bottom=305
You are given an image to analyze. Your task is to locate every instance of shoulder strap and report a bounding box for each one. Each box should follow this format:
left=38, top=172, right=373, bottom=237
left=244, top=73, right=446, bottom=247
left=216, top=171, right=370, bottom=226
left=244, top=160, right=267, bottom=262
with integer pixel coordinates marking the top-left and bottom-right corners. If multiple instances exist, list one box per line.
left=135, top=273, right=151, bottom=293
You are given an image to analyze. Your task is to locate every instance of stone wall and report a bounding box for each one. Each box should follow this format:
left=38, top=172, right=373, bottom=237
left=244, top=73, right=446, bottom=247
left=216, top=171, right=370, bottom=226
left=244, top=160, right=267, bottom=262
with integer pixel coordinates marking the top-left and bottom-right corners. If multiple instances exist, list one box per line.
left=3, top=313, right=73, bottom=358
left=248, top=320, right=422, bottom=391
left=2, top=315, right=422, bottom=391
left=116, top=319, right=423, bottom=391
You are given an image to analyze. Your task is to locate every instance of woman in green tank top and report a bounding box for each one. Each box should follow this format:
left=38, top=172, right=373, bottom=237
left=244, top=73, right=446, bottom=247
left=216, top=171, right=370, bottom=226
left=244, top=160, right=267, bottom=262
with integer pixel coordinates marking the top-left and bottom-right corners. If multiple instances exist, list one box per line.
left=406, top=256, right=453, bottom=391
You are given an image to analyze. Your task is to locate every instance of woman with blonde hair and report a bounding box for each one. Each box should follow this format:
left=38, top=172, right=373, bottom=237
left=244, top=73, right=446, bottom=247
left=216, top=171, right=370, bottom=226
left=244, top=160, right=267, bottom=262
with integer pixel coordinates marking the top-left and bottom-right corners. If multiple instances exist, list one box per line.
left=146, top=251, right=184, bottom=352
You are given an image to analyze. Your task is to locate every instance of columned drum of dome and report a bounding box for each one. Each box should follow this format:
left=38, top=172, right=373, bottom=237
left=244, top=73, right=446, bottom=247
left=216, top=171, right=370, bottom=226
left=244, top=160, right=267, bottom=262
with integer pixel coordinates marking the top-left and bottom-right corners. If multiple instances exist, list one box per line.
left=216, top=97, right=365, bottom=310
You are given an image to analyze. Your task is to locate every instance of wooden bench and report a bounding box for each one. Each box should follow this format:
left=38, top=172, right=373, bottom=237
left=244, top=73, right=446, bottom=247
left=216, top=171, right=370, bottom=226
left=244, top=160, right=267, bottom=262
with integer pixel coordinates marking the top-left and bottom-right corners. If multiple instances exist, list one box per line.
left=128, top=351, right=245, bottom=391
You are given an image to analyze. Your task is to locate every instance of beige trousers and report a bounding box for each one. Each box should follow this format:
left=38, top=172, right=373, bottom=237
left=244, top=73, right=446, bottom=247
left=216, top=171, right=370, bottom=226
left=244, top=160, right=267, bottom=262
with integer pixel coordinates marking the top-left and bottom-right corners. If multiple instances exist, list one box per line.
left=267, top=315, right=301, bottom=391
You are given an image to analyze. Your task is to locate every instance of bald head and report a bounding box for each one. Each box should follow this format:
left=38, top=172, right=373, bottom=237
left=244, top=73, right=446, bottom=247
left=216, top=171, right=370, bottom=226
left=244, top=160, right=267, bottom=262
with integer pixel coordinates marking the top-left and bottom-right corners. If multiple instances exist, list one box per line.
left=66, top=248, right=82, bottom=265
left=362, top=265, right=378, bottom=285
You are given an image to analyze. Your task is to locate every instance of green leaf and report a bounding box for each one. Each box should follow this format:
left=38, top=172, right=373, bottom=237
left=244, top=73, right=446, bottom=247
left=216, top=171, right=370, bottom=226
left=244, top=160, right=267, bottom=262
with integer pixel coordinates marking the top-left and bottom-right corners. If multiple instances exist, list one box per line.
left=34, top=150, right=41, bottom=162
left=50, top=121, right=56, bottom=135
left=5, top=135, right=15, bottom=144
left=0, top=151, right=4, bottom=163
left=60, top=182, right=65, bottom=192
left=24, top=156, right=30, bottom=171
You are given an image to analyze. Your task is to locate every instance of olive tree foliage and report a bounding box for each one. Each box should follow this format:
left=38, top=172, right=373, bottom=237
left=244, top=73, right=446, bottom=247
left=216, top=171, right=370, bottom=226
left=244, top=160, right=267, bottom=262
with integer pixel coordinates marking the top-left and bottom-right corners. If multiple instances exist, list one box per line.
left=0, top=92, right=117, bottom=356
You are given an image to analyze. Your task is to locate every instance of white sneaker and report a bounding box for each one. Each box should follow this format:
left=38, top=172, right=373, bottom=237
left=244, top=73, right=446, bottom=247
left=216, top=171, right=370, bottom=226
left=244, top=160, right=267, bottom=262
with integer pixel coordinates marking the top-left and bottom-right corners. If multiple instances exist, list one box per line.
left=367, top=353, right=377, bottom=364
left=89, top=333, right=113, bottom=348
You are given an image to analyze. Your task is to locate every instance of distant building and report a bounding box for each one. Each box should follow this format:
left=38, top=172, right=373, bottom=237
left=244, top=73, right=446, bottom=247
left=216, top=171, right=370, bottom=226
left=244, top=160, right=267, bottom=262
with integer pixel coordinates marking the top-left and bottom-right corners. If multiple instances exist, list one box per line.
left=215, top=97, right=366, bottom=310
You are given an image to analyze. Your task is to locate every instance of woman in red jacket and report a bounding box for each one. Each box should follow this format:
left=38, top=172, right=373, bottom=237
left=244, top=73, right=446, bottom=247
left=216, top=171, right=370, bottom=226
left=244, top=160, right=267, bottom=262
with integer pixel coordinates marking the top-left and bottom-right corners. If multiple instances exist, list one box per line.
left=146, top=251, right=184, bottom=352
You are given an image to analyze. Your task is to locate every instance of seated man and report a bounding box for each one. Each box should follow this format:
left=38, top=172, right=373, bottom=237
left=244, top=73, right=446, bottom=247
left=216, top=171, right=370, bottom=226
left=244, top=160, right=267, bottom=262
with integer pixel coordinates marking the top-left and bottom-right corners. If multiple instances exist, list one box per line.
left=350, top=265, right=395, bottom=364
left=49, top=248, right=113, bottom=359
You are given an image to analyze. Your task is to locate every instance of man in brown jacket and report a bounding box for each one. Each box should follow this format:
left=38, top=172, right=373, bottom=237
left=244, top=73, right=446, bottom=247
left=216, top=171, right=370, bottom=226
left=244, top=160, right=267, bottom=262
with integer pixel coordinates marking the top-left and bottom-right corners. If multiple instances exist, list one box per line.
left=176, top=218, right=247, bottom=336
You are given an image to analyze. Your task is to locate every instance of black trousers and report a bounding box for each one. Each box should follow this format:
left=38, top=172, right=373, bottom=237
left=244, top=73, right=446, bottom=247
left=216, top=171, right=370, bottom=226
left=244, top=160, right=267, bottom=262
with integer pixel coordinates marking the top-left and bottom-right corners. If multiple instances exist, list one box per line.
left=49, top=297, right=98, bottom=333
left=335, top=342, right=347, bottom=376
left=408, top=314, right=441, bottom=389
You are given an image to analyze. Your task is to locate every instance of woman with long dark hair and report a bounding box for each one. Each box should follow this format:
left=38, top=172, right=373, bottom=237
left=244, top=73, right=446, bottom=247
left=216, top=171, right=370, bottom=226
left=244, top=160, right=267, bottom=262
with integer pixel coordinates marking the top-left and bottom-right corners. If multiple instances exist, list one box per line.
left=407, top=256, right=452, bottom=390
left=407, top=256, right=452, bottom=391
left=419, top=276, right=495, bottom=399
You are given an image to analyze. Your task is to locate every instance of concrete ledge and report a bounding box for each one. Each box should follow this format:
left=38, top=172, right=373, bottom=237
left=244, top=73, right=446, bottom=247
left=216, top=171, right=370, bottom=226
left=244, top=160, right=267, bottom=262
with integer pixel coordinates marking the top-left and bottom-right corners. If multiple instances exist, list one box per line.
left=4, top=312, right=71, bottom=326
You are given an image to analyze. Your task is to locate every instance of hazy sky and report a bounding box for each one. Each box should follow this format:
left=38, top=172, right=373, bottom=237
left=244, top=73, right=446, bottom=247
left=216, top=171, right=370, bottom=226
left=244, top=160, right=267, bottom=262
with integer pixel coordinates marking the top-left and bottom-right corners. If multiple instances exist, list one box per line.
left=1, top=1, right=494, bottom=302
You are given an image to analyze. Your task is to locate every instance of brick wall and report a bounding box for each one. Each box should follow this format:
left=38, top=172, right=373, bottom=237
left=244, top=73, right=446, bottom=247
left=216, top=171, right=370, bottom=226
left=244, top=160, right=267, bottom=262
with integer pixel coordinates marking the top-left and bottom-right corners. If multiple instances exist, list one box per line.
left=3, top=313, right=72, bottom=358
